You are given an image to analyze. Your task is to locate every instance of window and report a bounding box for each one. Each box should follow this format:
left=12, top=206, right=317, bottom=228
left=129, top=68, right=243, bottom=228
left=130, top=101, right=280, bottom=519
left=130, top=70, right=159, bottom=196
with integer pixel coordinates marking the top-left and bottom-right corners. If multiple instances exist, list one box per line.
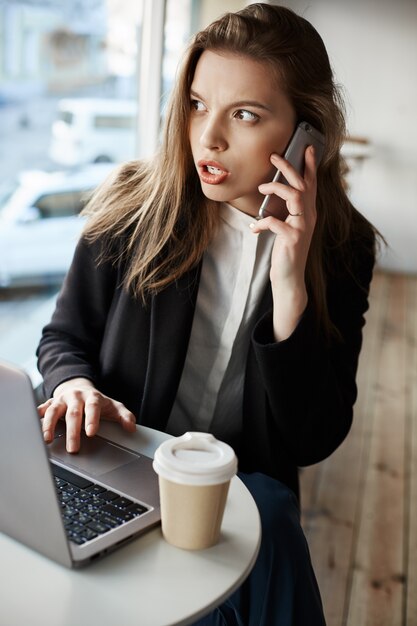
left=93, top=114, right=136, bottom=130
left=0, top=0, right=143, bottom=381
left=58, top=111, right=74, bottom=125
left=34, top=190, right=90, bottom=219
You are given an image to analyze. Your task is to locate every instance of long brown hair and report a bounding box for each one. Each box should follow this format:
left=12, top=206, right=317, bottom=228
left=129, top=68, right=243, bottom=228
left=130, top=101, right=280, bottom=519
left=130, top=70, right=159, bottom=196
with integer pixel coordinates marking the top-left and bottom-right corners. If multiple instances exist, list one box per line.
left=82, top=3, right=378, bottom=332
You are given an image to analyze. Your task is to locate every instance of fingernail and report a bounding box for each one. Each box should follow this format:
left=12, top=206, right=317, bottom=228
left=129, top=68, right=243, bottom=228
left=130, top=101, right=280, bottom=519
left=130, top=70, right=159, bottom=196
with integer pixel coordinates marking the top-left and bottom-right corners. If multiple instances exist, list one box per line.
left=86, top=424, right=94, bottom=436
left=43, top=430, right=51, bottom=443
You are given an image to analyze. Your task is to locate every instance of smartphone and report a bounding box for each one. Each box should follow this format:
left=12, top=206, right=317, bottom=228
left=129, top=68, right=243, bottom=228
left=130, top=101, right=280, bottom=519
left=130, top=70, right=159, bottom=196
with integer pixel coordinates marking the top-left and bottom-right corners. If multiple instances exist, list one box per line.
left=258, top=121, right=325, bottom=220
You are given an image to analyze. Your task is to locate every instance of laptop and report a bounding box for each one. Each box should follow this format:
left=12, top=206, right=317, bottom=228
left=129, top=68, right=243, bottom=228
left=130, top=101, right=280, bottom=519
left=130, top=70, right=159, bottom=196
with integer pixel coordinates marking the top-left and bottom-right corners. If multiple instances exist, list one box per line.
left=0, top=360, right=161, bottom=568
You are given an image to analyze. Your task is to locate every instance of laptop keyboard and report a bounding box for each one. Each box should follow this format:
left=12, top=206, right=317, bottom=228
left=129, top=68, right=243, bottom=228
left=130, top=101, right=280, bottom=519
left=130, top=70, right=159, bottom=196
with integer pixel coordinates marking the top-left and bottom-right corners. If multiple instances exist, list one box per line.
left=52, top=464, right=149, bottom=545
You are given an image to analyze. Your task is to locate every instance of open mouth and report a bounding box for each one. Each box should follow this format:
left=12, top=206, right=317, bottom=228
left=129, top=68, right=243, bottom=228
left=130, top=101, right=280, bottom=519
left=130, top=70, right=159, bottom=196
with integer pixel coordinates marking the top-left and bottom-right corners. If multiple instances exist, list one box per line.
left=198, top=161, right=230, bottom=185
left=206, top=165, right=223, bottom=175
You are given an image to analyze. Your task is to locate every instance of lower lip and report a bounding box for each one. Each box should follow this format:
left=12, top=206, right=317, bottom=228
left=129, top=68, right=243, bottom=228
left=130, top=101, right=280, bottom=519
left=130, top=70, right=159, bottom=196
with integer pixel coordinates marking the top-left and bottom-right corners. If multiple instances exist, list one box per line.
left=198, top=167, right=229, bottom=185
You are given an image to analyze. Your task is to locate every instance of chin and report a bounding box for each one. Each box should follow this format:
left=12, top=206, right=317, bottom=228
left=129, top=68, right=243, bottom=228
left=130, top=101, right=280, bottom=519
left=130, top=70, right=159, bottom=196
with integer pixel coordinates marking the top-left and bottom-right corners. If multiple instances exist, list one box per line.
left=200, top=184, right=260, bottom=217
left=200, top=184, right=230, bottom=203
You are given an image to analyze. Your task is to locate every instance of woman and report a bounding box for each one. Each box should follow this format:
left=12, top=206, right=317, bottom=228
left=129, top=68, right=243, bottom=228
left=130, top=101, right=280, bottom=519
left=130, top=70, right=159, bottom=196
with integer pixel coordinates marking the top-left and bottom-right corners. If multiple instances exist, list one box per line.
left=37, top=4, right=380, bottom=624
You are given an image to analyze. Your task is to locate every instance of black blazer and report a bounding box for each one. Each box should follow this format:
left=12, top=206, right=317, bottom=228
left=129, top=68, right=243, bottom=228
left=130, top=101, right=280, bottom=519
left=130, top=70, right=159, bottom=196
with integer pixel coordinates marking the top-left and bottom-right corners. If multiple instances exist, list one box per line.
left=37, top=234, right=374, bottom=498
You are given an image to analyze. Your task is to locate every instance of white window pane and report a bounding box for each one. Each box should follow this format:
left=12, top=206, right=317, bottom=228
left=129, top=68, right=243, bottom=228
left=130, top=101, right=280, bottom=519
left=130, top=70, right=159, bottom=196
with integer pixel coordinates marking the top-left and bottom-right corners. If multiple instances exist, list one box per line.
left=0, top=0, right=143, bottom=377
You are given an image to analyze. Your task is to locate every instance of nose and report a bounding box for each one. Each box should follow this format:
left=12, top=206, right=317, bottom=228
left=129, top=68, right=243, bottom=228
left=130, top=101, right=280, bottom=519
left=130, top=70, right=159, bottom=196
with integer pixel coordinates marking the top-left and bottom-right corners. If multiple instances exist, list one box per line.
left=199, top=114, right=228, bottom=152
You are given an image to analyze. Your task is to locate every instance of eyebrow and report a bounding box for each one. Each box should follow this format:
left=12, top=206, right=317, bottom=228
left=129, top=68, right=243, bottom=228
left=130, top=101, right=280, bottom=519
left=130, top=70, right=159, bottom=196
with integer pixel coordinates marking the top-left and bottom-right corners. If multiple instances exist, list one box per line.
left=190, top=89, right=273, bottom=113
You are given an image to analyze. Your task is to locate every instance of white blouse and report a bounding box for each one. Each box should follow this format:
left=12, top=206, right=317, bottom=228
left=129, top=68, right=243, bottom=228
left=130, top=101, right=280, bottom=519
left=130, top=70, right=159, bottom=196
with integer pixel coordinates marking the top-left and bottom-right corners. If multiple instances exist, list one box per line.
left=166, top=203, right=275, bottom=442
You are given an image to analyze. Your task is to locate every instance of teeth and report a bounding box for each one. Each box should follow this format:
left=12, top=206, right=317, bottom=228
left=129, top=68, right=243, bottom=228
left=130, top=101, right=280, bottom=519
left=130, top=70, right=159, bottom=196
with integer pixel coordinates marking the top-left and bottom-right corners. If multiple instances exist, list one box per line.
left=207, top=165, right=222, bottom=175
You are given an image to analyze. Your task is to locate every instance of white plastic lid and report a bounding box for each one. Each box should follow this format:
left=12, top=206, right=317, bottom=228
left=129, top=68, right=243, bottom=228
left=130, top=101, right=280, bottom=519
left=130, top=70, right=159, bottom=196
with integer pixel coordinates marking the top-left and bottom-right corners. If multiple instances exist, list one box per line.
left=153, top=432, right=237, bottom=486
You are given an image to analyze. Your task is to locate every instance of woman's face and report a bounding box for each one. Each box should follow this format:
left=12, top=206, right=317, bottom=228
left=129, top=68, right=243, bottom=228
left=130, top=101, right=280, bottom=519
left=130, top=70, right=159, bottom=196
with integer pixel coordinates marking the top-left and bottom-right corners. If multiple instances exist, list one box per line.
left=188, top=50, right=297, bottom=217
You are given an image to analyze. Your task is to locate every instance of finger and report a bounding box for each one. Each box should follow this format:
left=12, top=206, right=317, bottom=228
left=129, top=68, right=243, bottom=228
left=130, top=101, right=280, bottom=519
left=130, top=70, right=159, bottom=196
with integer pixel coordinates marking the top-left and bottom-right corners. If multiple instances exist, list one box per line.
left=41, top=399, right=66, bottom=443
left=84, top=391, right=102, bottom=437
left=270, top=153, right=306, bottom=190
left=303, top=145, right=317, bottom=185
left=258, top=182, right=306, bottom=222
left=37, top=397, right=53, bottom=417
left=65, top=401, right=84, bottom=453
left=250, top=216, right=295, bottom=236
left=103, top=399, right=137, bottom=433
left=119, top=409, right=137, bottom=433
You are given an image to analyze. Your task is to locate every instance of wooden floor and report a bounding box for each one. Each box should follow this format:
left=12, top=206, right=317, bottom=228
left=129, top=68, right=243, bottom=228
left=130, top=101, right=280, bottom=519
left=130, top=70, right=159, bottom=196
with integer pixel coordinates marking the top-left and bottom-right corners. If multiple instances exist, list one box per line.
left=300, top=271, right=417, bottom=626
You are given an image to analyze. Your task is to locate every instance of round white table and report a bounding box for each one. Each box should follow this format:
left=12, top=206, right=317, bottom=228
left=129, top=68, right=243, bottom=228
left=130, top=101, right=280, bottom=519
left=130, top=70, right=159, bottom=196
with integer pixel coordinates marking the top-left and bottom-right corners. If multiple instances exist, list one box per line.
left=0, top=424, right=261, bottom=626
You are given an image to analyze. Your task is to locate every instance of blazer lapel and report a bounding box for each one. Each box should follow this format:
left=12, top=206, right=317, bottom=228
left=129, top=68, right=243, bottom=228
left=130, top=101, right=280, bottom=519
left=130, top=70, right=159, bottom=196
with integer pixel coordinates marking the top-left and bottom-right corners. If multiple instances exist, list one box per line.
left=139, top=263, right=202, bottom=430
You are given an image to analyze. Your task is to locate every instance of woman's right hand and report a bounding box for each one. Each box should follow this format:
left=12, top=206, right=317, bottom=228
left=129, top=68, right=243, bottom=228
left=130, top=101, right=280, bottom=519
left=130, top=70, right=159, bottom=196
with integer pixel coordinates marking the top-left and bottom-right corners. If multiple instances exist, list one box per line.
left=37, top=378, right=137, bottom=454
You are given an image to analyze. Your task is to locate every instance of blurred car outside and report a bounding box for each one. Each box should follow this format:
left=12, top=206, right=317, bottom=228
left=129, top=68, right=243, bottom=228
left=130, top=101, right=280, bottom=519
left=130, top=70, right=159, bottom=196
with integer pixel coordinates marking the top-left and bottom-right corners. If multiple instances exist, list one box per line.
left=49, top=98, right=137, bottom=167
left=0, top=163, right=115, bottom=288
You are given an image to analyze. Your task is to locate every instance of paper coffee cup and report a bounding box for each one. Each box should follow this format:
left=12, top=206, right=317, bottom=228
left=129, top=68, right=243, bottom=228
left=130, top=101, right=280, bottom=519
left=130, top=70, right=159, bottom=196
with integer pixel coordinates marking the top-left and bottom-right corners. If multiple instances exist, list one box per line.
left=153, top=432, right=237, bottom=550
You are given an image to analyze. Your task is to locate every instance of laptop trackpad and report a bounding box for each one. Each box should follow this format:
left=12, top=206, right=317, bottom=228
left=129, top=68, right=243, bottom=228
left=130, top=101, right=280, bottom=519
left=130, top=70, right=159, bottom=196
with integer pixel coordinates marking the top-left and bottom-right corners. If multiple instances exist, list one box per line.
left=49, top=423, right=140, bottom=477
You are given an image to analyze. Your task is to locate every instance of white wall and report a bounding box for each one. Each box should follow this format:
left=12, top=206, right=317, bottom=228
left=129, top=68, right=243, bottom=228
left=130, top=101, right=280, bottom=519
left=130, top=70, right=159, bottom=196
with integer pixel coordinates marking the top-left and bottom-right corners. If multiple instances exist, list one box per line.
left=278, top=0, right=417, bottom=273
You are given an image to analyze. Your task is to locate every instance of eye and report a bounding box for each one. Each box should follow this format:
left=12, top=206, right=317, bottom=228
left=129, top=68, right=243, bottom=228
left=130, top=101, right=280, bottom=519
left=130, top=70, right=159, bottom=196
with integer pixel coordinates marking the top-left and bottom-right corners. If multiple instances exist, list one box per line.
left=233, top=109, right=259, bottom=122
left=191, top=99, right=206, bottom=112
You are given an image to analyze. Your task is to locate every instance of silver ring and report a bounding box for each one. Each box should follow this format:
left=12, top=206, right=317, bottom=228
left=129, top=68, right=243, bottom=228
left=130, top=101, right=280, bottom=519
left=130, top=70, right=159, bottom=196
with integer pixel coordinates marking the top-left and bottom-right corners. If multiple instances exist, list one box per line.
left=288, top=211, right=304, bottom=217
